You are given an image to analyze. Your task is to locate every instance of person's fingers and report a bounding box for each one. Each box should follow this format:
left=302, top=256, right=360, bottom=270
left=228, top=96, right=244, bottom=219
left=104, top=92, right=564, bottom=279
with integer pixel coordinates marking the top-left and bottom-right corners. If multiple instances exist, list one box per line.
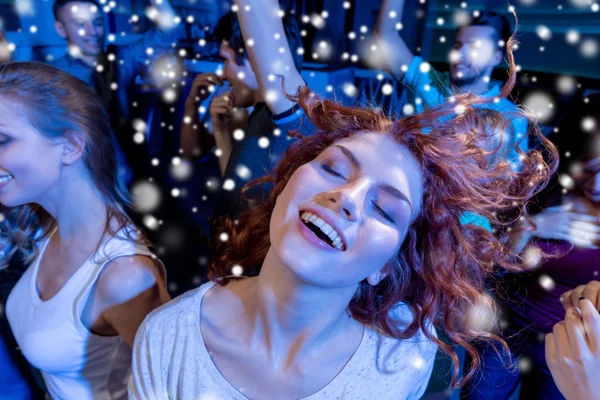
left=565, top=229, right=599, bottom=248
left=583, top=281, right=600, bottom=312
left=211, top=103, right=233, bottom=117
left=569, top=221, right=600, bottom=234
left=210, top=105, right=229, bottom=115
left=188, top=73, right=223, bottom=102
left=553, top=321, right=571, bottom=360
left=565, top=307, right=587, bottom=357
left=561, top=289, right=574, bottom=311
left=199, top=72, right=223, bottom=86
left=569, top=213, right=600, bottom=224
left=545, top=203, right=574, bottom=213
left=579, top=297, right=600, bottom=351
left=545, top=332, right=557, bottom=367
left=212, top=94, right=234, bottom=106
left=571, top=285, right=587, bottom=309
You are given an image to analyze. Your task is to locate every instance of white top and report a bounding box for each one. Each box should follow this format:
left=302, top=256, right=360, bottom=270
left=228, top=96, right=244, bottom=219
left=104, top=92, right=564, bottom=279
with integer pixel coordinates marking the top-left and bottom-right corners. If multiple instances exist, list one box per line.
left=129, top=282, right=438, bottom=400
left=6, top=227, right=164, bottom=400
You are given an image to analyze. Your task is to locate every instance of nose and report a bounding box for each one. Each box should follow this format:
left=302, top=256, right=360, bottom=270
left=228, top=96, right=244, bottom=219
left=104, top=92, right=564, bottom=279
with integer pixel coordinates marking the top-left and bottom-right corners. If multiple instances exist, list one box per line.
left=85, top=22, right=102, bottom=37
left=326, top=178, right=370, bottom=222
left=458, top=45, right=470, bottom=62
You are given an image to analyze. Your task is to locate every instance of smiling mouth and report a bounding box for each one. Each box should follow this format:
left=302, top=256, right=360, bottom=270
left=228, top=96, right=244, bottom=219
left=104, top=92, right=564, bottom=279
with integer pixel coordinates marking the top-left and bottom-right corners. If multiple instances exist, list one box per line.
left=0, top=175, right=13, bottom=183
left=299, top=211, right=346, bottom=251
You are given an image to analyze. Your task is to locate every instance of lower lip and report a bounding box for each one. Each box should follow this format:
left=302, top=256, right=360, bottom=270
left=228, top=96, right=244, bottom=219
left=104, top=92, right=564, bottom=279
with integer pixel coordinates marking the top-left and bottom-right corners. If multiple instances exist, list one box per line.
left=0, top=178, right=13, bottom=190
left=296, top=214, right=341, bottom=253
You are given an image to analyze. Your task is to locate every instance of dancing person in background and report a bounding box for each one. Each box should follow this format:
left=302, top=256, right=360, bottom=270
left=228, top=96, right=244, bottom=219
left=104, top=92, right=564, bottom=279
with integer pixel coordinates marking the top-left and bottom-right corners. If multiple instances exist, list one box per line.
left=179, top=10, right=310, bottom=219
left=374, top=0, right=527, bottom=167
left=0, top=62, right=170, bottom=400
left=0, top=25, right=44, bottom=400
left=546, top=280, right=600, bottom=400
left=50, top=0, right=184, bottom=181
left=464, top=94, right=600, bottom=399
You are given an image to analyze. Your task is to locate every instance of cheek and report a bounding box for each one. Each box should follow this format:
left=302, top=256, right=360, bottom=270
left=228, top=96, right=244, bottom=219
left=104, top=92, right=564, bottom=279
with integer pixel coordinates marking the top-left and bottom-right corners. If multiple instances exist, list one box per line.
left=13, top=143, right=61, bottom=182
left=270, top=168, right=320, bottom=244
left=66, top=26, right=81, bottom=39
left=354, top=223, right=402, bottom=268
left=244, top=72, right=259, bottom=90
left=272, top=170, right=313, bottom=221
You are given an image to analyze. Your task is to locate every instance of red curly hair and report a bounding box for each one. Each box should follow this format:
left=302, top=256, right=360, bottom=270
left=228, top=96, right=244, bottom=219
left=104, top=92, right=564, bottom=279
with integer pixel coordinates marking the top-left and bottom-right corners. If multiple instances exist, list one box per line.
left=208, top=36, right=558, bottom=387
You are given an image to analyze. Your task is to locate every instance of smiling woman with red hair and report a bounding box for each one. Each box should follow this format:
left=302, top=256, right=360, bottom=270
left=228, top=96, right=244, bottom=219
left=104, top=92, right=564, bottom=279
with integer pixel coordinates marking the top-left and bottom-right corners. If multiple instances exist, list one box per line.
left=129, top=20, right=558, bottom=396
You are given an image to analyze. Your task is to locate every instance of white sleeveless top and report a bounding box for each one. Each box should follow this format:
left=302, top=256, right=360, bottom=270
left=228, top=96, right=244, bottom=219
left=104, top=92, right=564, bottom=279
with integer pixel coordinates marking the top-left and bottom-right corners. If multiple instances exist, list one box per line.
left=129, top=282, right=438, bottom=400
left=6, top=227, right=164, bottom=400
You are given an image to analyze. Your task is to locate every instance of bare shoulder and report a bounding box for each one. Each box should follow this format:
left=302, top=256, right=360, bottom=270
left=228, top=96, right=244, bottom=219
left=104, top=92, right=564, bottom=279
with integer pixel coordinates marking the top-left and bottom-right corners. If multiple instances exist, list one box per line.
left=95, top=255, right=162, bottom=306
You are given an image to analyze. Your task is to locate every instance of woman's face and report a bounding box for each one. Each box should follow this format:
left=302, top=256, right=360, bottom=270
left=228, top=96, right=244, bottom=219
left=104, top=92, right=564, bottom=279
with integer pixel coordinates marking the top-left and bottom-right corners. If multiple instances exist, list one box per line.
left=0, top=98, right=64, bottom=207
left=270, top=132, right=424, bottom=288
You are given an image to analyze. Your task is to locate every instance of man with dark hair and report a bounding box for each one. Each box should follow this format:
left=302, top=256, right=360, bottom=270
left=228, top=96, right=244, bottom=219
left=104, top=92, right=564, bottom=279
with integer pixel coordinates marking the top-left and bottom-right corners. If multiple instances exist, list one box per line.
left=51, top=0, right=182, bottom=119
left=374, top=1, right=526, bottom=167
left=50, top=0, right=183, bottom=180
left=180, top=10, right=311, bottom=218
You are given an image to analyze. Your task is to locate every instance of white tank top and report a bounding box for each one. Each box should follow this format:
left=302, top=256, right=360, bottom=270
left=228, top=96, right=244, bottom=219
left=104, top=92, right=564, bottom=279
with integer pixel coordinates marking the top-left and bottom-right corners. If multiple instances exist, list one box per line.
left=6, top=227, right=165, bottom=400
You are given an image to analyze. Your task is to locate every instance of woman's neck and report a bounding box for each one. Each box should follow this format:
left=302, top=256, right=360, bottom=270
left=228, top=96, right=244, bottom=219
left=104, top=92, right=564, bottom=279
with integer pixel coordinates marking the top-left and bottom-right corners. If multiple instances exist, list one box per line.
left=39, top=169, right=108, bottom=247
left=243, top=247, right=361, bottom=369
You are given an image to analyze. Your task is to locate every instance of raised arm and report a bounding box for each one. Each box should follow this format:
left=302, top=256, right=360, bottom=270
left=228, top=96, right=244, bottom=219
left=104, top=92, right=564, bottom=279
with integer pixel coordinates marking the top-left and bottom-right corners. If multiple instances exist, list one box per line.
left=180, top=73, right=222, bottom=160
left=148, top=0, right=178, bottom=30
left=374, top=0, right=414, bottom=80
left=233, top=0, right=305, bottom=114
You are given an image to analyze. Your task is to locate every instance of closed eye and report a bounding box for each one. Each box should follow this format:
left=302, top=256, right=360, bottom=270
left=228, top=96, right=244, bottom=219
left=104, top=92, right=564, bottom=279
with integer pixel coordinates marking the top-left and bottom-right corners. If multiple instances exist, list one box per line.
left=372, top=201, right=394, bottom=223
left=321, top=164, right=344, bottom=179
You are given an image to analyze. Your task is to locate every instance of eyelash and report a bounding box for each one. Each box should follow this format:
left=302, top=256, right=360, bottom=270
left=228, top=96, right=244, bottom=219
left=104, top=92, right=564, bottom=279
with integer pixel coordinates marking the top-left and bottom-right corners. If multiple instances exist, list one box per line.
left=321, top=164, right=395, bottom=223
left=372, top=201, right=394, bottom=223
left=321, top=164, right=342, bottom=177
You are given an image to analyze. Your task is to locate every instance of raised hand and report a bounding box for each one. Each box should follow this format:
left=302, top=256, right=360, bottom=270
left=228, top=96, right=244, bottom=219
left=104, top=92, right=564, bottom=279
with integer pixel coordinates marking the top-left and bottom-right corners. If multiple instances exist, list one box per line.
left=184, top=73, right=224, bottom=110
left=532, top=203, right=600, bottom=248
left=561, top=281, right=600, bottom=311
left=546, top=298, right=600, bottom=400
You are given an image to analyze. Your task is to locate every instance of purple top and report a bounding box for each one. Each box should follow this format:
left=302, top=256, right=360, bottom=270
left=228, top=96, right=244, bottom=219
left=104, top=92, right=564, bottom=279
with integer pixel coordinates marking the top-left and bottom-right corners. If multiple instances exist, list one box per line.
left=509, top=241, right=600, bottom=335
left=506, top=241, right=600, bottom=369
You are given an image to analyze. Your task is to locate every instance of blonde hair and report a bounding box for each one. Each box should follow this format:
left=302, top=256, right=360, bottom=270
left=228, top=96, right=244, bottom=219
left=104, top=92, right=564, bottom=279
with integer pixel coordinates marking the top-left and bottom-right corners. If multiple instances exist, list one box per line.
left=0, top=62, right=146, bottom=268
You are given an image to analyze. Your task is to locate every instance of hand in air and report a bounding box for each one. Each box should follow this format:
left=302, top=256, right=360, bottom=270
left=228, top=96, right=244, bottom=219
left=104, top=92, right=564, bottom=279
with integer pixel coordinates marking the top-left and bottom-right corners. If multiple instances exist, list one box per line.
left=561, top=281, right=600, bottom=311
left=532, top=203, right=600, bottom=248
left=546, top=297, right=600, bottom=400
left=209, top=91, right=236, bottom=132
left=184, top=73, right=224, bottom=110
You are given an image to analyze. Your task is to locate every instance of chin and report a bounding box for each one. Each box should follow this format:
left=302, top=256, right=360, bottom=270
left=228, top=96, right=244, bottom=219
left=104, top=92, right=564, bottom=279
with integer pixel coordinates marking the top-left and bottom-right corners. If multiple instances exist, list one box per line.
left=0, top=196, right=21, bottom=208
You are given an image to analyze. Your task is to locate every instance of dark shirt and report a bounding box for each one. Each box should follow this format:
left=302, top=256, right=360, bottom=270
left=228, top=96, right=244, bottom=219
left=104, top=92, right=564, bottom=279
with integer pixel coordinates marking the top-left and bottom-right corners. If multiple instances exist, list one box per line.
left=50, top=26, right=184, bottom=182
left=50, top=26, right=184, bottom=120
left=213, top=102, right=316, bottom=219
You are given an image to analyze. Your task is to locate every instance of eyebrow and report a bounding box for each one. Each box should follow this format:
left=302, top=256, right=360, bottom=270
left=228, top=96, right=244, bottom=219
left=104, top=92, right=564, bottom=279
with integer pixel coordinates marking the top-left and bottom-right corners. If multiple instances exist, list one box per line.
left=334, top=144, right=413, bottom=212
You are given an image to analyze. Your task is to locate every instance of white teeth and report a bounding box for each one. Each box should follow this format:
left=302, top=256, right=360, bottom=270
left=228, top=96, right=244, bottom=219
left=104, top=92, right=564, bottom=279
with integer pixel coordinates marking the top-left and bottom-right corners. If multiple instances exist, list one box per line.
left=0, top=175, right=13, bottom=183
left=300, top=211, right=345, bottom=251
